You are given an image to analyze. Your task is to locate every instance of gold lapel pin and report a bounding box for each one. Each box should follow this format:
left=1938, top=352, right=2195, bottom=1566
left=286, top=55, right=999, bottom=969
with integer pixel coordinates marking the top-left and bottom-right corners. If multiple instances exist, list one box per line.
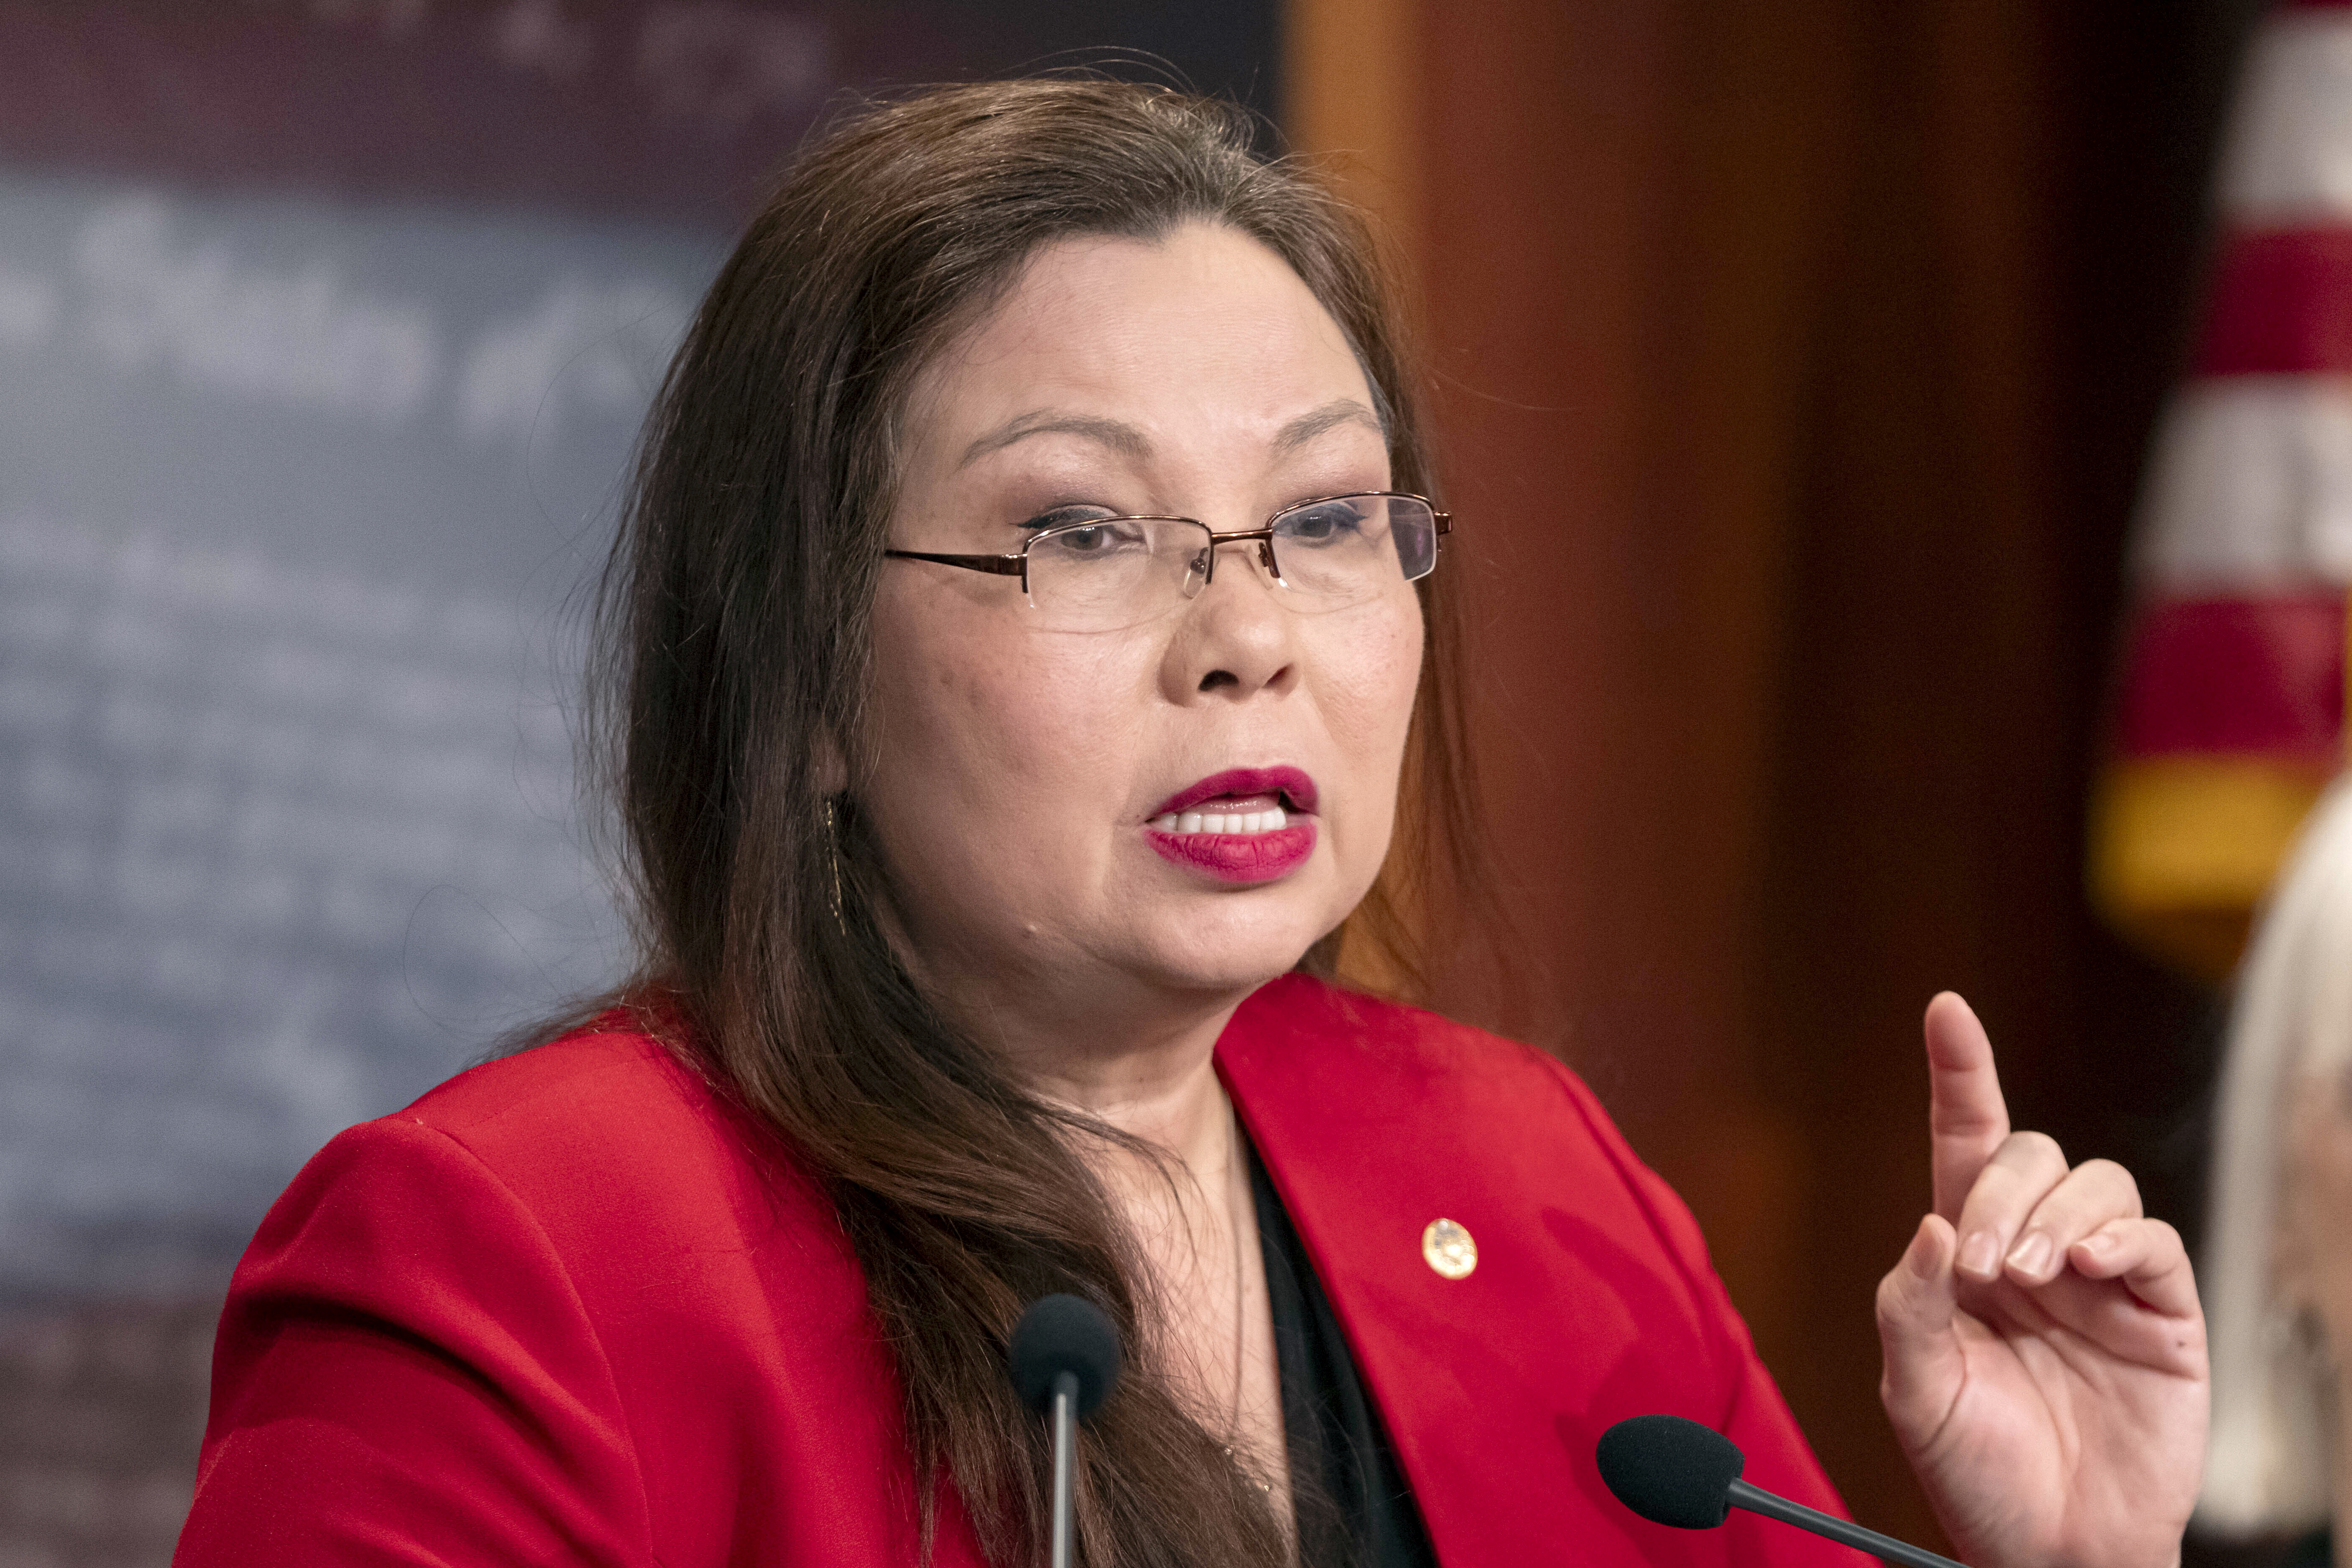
left=1422, top=1218, right=1477, bottom=1279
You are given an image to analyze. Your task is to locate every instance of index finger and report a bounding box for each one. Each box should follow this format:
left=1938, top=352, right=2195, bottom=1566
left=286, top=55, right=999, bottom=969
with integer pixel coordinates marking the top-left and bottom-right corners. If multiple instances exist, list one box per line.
left=1926, top=991, right=2011, bottom=1222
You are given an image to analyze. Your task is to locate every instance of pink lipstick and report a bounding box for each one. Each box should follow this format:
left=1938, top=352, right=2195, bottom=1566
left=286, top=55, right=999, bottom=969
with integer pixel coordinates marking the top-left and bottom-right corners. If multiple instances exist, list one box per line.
left=1144, top=767, right=1318, bottom=884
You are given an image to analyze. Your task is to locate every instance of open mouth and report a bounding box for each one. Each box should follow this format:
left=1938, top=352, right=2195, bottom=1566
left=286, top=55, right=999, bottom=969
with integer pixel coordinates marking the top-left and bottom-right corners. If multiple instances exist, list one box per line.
left=1147, top=791, right=1299, bottom=836
left=1147, top=766, right=1317, bottom=826
left=1143, top=767, right=1318, bottom=883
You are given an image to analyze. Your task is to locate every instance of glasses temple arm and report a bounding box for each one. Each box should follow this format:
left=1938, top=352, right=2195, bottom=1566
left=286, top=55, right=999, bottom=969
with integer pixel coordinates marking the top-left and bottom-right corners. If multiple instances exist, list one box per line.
left=880, top=549, right=1026, bottom=577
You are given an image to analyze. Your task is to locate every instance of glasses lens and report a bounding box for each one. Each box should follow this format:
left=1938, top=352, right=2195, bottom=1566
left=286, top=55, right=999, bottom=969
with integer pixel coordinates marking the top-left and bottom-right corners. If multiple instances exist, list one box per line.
left=1024, top=518, right=1212, bottom=631
left=1270, top=494, right=1439, bottom=604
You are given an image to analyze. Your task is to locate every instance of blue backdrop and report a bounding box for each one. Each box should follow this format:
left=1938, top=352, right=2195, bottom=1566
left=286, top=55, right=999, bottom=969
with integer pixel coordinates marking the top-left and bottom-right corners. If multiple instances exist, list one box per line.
left=0, top=0, right=1277, bottom=1313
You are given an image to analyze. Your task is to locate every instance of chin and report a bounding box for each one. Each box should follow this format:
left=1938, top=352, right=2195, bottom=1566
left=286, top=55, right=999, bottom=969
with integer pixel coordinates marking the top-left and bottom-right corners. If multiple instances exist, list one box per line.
left=1164, top=948, right=1312, bottom=997
left=1127, top=899, right=1343, bottom=996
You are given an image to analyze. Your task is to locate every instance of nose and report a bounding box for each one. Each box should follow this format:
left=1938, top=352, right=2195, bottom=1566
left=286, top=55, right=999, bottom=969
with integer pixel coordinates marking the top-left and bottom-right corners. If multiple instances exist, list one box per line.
left=1165, top=535, right=1298, bottom=700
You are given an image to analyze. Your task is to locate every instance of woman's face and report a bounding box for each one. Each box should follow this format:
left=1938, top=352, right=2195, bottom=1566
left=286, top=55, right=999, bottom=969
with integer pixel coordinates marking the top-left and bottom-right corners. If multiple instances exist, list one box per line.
left=2278, top=1072, right=2352, bottom=1351
left=861, top=221, right=1423, bottom=1028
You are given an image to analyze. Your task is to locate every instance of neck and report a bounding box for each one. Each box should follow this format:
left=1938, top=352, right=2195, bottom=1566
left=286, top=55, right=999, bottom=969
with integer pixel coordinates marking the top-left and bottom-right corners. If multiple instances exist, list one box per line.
left=1010, top=987, right=1244, bottom=1176
left=880, top=899, right=1274, bottom=1173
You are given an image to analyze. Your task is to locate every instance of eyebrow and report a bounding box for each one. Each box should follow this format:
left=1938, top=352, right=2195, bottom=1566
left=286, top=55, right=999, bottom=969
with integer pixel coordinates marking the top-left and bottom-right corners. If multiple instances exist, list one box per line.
left=956, top=397, right=1387, bottom=470
left=959, top=411, right=1150, bottom=468
left=1270, top=398, right=1386, bottom=454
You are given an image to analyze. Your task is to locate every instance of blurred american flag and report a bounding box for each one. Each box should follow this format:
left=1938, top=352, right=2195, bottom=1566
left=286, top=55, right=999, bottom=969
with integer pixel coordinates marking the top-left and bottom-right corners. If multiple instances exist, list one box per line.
left=2094, top=0, right=2352, bottom=978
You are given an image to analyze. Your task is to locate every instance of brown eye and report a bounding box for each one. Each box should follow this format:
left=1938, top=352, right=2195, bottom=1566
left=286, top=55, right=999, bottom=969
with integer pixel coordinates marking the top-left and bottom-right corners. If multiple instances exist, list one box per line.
left=1281, top=501, right=1366, bottom=546
left=1033, top=519, right=1150, bottom=560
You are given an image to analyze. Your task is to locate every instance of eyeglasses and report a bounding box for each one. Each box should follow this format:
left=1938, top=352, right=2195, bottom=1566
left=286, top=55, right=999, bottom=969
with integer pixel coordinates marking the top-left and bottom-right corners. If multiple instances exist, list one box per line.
left=882, top=491, right=1451, bottom=634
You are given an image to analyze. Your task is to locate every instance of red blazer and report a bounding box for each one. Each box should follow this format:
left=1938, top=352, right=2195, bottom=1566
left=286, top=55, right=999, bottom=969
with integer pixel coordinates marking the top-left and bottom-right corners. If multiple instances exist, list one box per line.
left=175, top=973, right=1850, bottom=1565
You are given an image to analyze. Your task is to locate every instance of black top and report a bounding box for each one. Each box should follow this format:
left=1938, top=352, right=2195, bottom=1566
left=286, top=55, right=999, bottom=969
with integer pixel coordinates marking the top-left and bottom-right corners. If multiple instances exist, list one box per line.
left=2283, top=1529, right=2332, bottom=1568
left=1249, top=1140, right=1441, bottom=1568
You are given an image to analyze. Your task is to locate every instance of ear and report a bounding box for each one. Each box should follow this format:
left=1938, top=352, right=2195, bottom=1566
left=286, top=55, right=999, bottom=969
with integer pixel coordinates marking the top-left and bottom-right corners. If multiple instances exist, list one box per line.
left=814, top=728, right=849, bottom=797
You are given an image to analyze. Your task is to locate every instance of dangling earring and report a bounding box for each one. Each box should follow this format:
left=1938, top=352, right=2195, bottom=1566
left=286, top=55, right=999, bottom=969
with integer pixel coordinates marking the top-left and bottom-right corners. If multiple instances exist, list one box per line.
left=821, top=797, right=846, bottom=930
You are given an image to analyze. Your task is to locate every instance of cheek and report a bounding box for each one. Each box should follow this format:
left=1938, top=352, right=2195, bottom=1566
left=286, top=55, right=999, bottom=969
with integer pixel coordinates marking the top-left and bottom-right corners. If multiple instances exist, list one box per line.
left=865, top=588, right=1153, bottom=869
left=1312, top=596, right=1424, bottom=841
left=1328, top=595, right=1424, bottom=756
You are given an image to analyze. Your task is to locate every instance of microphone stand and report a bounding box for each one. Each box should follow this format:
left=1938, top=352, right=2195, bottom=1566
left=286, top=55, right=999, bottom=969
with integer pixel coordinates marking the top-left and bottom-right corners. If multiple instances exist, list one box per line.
left=1050, top=1369, right=1079, bottom=1568
left=1726, top=1480, right=1965, bottom=1568
left=1007, top=1292, right=1119, bottom=1568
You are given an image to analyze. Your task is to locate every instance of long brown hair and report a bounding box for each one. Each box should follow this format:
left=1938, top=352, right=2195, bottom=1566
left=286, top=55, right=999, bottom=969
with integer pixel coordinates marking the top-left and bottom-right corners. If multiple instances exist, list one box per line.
left=586, top=78, right=1483, bottom=1568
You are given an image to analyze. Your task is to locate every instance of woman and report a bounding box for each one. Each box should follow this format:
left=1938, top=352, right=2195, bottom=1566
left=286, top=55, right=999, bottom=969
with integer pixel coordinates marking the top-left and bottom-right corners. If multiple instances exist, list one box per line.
left=174, top=81, right=2206, bottom=1568
left=2198, top=778, right=2352, bottom=1567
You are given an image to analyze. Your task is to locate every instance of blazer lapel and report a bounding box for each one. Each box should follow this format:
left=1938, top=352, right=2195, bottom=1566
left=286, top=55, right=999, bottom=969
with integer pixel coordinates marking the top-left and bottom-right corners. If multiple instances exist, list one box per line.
left=1216, top=974, right=1742, bottom=1568
left=1218, top=976, right=1518, bottom=1565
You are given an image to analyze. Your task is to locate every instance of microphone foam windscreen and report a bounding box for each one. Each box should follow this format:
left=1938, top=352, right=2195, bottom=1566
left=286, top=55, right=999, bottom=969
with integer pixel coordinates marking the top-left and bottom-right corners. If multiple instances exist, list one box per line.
left=1595, top=1414, right=1746, bottom=1530
left=1007, top=1293, right=1122, bottom=1419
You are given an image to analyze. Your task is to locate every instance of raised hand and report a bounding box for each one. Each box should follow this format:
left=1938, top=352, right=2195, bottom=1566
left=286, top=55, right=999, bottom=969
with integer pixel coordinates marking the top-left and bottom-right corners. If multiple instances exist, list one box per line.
left=1874, top=993, right=2207, bottom=1568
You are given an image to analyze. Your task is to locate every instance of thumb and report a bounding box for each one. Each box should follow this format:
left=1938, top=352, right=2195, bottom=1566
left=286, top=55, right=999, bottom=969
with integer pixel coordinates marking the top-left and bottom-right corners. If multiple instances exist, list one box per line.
left=1877, top=1213, right=1964, bottom=1449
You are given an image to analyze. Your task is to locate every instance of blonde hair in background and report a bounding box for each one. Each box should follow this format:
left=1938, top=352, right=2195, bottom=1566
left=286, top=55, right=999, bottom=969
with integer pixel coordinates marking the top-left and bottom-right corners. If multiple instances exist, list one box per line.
left=2199, top=775, right=2352, bottom=1535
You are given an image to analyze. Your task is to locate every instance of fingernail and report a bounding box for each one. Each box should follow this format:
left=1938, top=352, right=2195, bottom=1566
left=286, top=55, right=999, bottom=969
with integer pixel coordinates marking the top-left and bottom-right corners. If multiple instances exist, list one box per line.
left=2007, top=1231, right=2053, bottom=1278
left=1959, top=1231, right=1999, bottom=1278
left=2078, top=1229, right=2117, bottom=1256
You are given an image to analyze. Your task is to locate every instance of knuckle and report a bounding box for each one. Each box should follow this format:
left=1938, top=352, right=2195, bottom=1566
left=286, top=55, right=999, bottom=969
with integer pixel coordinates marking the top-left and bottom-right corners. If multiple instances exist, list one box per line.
left=2076, top=1157, right=2142, bottom=1204
left=2005, top=1129, right=2065, bottom=1170
left=1955, top=1176, right=2020, bottom=1228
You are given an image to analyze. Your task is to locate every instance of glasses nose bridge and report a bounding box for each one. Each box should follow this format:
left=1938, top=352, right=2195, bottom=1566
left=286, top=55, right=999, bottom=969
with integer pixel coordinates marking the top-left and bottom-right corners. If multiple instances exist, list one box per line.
left=1196, top=525, right=1281, bottom=588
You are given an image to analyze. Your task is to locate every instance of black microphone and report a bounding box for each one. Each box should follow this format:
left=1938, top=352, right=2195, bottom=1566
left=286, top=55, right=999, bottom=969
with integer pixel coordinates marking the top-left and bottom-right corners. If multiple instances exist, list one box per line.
left=1008, top=1294, right=1123, bottom=1568
left=1597, top=1414, right=1964, bottom=1568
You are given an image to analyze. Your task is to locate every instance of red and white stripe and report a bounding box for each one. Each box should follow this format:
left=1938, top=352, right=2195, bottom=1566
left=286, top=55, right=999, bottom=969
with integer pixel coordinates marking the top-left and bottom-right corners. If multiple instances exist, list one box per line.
left=2097, top=0, right=2352, bottom=974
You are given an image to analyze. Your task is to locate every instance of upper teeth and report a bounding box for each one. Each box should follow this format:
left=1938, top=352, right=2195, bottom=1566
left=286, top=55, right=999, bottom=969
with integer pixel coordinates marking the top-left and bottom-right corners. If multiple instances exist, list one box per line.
left=1152, top=807, right=1289, bottom=835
